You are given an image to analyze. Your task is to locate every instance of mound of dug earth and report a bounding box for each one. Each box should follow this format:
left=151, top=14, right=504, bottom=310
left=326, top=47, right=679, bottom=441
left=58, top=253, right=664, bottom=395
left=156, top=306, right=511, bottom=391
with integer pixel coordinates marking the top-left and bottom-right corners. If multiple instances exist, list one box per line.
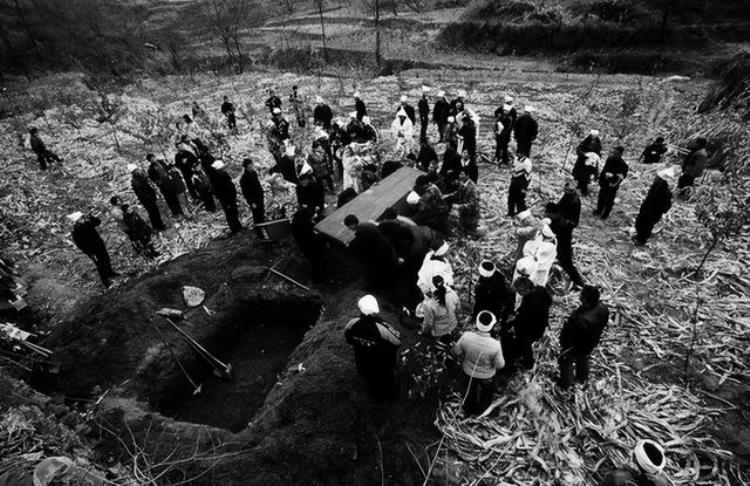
left=35, top=234, right=439, bottom=485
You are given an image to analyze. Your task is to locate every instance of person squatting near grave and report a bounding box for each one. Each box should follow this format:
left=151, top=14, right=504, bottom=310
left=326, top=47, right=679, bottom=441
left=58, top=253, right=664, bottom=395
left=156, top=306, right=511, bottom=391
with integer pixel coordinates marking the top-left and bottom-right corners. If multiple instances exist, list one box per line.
left=453, top=311, right=505, bottom=415
left=345, top=295, right=402, bottom=401
left=598, top=440, right=669, bottom=486
left=557, top=285, right=609, bottom=389
left=68, top=211, right=120, bottom=288
left=29, top=127, right=62, bottom=170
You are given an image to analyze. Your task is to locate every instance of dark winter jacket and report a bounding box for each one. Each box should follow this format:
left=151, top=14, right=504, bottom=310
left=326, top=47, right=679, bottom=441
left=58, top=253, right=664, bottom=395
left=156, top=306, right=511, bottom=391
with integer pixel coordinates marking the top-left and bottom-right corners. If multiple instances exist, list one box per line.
left=511, top=286, right=552, bottom=342
left=212, top=170, right=238, bottom=206
left=573, top=135, right=602, bottom=179
left=432, top=99, right=450, bottom=125
left=355, top=98, right=367, bottom=120
left=30, top=134, right=46, bottom=154
left=642, top=142, right=667, bottom=164
left=681, top=148, right=708, bottom=178
left=313, top=104, right=333, bottom=128
left=557, top=192, right=581, bottom=228
left=221, top=101, right=235, bottom=115
left=240, top=169, right=264, bottom=205
left=296, top=178, right=325, bottom=213
left=514, top=114, right=538, bottom=143
left=131, top=171, right=158, bottom=205
left=265, top=95, right=282, bottom=112
left=378, top=220, right=414, bottom=259
left=417, top=145, right=438, bottom=172
left=599, top=155, right=629, bottom=187
left=122, top=207, right=153, bottom=243
left=473, top=273, right=515, bottom=324
left=349, top=223, right=399, bottom=271
left=560, top=302, right=609, bottom=356
left=344, top=314, right=401, bottom=377
left=494, top=107, right=516, bottom=137
left=418, top=97, right=430, bottom=121
left=269, top=155, right=298, bottom=184
left=72, top=215, right=106, bottom=255
left=642, top=177, right=673, bottom=216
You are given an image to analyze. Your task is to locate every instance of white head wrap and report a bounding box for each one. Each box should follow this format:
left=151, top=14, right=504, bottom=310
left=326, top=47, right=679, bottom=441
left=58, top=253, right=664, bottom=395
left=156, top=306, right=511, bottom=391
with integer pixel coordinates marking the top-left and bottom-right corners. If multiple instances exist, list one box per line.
left=634, top=440, right=665, bottom=474
left=211, top=160, right=225, bottom=170
left=315, top=95, right=323, bottom=104
left=358, top=295, right=379, bottom=315
left=590, top=129, right=600, bottom=137
left=66, top=211, right=83, bottom=222
left=127, top=163, right=137, bottom=173
left=434, top=241, right=450, bottom=257
left=524, top=104, right=535, bottom=113
left=478, top=260, right=496, bottom=278
left=503, top=103, right=512, bottom=111
left=406, top=191, right=420, bottom=205
left=272, top=107, right=281, bottom=115
left=349, top=111, right=357, bottom=119
left=457, top=89, right=467, bottom=98
left=437, top=90, right=446, bottom=98
left=447, top=116, right=455, bottom=123
left=504, top=95, right=514, bottom=103
left=300, top=162, right=313, bottom=175
left=516, top=209, right=532, bottom=221
left=362, top=116, right=371, bottom=125
left=353, top=91, right=361, bottom=98
left=476, top=311, right=497, bottom=332
left=400, top=95, right=408, bottom=103
left=285, top=144, right=296, bottom=157
left=421, top=85, right=431, bottom=93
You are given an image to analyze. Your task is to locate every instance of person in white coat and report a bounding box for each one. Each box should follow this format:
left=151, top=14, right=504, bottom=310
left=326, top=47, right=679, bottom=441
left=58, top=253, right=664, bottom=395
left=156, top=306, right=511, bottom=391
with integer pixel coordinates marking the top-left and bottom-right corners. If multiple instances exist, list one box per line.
left=417, top=241, right=454, bottom=296
left=391, top=108, right=415, bottom=155
left=521, top=221, right=557, bottom=286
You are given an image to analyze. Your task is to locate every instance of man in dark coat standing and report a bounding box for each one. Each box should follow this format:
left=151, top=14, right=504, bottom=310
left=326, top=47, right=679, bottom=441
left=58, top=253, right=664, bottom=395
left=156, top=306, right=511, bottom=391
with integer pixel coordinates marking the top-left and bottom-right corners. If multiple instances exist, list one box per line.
left=313, top=96, right=334, bottom=129
left=240, top=158, right=265, bottom=227
left=128, top=164, right=165, bottom=231
left=433, top=91, right=450, bottom=143
left=345, top=215, right=399, bottom=290
left=472, top=260, right=514, bottom=326
left=147, top=153, right=184, bottom=218
left=354, top=92, right=367, bottom=121
left=458, top=116, right=477, bottom=163
left=29, top=127, right=62, bottom=170
left=546, top=201, right=585, bottom=287
left=265, top=89, right=282, bottom=113
left=595, top=146, right=629, bottom=219
left=505, top=275, right=552, bottom=370
left=557, top=285, right=609, bottom=388
left=634, top=168, right=675, bottom=246
left=210, top=160, right=243, bottom=233
left=292, top=205, right=325, bottom=279
left=514, top=105, right=539, bottom=158
left=174, top=142, right=200, bottom=200
left=557, top=180, right=581, bottom=229
left=678, top=137, right=708, bottom=190
left=221, top=96, right=236, bottom=130
left=345, top=295, right=402, bottom=401
left=494, top=99, right=516, bottom=165
left=69, top=211, right=119, bottom=287
left=269, top=144, right=298, bottom=184
left=572, top=129, right=602, bottom=195
left=418, top=87, right=430, bottom=143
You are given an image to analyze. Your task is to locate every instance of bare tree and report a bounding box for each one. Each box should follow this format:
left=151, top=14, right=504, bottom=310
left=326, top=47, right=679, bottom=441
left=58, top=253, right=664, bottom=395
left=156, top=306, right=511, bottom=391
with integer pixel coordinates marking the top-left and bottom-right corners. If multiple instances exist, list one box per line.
left=315, top=0, right=328, bottom=62
left=202, top=0, right=265, bottom=73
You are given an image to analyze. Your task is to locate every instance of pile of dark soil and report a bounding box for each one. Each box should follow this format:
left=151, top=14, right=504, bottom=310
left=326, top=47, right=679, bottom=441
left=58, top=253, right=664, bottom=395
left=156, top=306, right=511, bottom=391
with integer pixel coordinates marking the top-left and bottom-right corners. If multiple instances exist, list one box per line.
left=31, top=232, right=440, bottom=485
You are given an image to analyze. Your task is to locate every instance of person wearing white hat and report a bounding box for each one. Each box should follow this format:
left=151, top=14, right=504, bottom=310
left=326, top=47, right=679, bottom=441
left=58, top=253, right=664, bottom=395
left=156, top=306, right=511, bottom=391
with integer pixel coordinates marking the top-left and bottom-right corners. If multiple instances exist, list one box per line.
left=598, top=439, right=668, bottom=486
left=391, top=107, right=415, bottom=154
left=514, top=104, right=539, bottom=158
left=264, top=88, right=282, bottom=113
left=506, top=272, right=552, bottom=371
left=507, top=155, right=532, bottom=217
left=406, top=190, right=421, bottom=205
left=397, top=95, right=416, bottom=124
left=433, top=90, right=450, bottom=142
left=494, top=100, right=517, bottom=165
left=211, top=160, right=243, bottom=234
left=344, top=295, right=402, bottom=400
left=270, top=107, right=290, bottom=142
left=418, top=87, right=431, bottom=142
left=70, top=211, right=120, bottom=287
left=633, top=166, right=677, bottom=246
left=452, top=310, right=505, bottom=415
left=129, top=162, right=166, bottom=231
left=573, top=130, right=603, bottom=195
left=417, top=240, right=453, bottom=296
left=473, top=260, right=514, bottom=326
left=521, top=219, right=557, bottom=287
left=313, top=95, right=333, bottom=129
left=296, top=157, right=325, bottom=215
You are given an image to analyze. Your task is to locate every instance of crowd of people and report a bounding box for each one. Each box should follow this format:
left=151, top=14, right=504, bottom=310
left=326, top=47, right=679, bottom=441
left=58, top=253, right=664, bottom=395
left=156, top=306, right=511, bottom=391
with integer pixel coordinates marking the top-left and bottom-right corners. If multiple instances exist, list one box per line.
left=28, top=82, right=706, bottom=485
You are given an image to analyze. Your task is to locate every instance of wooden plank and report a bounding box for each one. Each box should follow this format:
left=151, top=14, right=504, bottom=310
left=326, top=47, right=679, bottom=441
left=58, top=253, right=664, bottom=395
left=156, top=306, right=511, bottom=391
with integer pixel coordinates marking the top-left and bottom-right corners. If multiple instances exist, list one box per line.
left=315, top=167, right=423, bottom=246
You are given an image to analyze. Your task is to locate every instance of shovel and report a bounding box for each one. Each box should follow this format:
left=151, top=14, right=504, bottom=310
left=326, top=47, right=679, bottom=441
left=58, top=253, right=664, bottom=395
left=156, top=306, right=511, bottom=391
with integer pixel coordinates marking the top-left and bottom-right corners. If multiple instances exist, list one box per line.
left=162, top=316, right=233, bottom=381
left=148, top=318, right=202, bottom=396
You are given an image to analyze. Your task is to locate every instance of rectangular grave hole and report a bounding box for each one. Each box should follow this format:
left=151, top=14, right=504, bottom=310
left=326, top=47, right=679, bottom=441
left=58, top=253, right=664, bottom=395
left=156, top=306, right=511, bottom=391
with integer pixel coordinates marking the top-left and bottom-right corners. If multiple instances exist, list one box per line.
left=156, top=296, right=321, bottom=432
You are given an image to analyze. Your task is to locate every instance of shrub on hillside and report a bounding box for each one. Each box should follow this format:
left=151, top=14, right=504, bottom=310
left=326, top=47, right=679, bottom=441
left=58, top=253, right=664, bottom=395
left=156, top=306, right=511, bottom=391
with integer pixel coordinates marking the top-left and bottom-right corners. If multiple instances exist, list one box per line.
left=700, top=52, right=750, bottom=120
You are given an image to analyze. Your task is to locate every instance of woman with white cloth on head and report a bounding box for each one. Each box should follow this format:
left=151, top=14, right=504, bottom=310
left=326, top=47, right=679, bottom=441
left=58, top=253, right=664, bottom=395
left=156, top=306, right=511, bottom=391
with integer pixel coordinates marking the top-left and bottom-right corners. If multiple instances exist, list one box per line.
left=417, top=241, right=454, bottom=297
left=391, top=107, right=415, bottom=157
left=519, top=220, right=557, bottom=287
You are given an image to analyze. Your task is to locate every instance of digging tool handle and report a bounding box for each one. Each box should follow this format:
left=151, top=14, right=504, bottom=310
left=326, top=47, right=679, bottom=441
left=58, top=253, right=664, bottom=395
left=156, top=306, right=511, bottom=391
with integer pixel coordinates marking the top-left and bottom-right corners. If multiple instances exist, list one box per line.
left=269, top=268, right=310, bottom=291
left=163, top=317, right=230, bottom=371
left=149, top=318, right=200, bottom=390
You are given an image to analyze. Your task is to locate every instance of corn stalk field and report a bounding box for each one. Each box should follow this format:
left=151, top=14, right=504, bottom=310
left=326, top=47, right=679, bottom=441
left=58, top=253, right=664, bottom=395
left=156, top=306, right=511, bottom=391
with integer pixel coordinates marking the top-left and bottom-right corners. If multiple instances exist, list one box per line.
left=1, top=67, right=749, bottom=484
